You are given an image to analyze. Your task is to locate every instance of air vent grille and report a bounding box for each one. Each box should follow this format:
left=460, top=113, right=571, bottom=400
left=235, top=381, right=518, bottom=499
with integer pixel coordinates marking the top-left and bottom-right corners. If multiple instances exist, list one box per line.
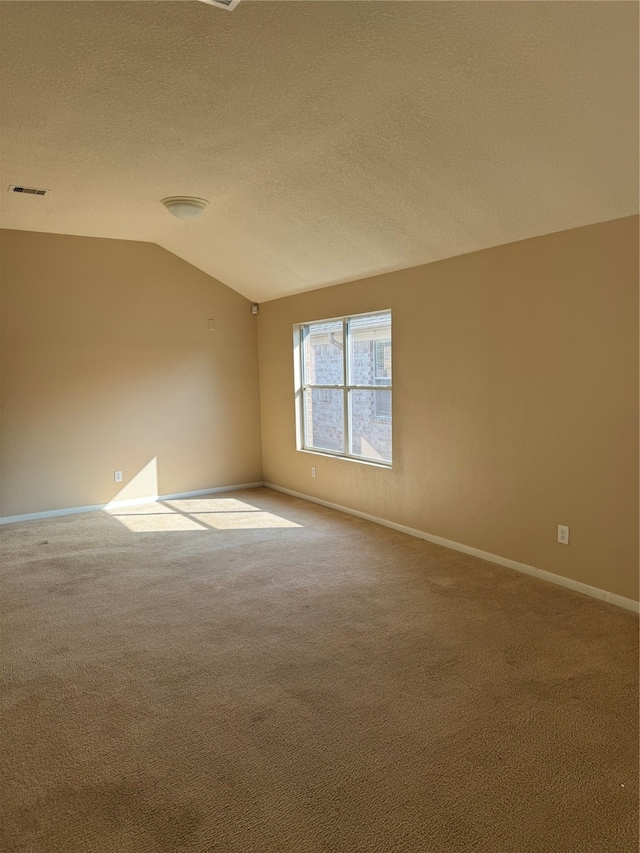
left=9, top=185, right=49, bottom=196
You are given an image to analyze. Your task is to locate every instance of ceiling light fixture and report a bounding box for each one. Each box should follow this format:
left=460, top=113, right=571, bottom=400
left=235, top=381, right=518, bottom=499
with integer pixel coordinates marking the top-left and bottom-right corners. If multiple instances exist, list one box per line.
left=161, top=196, right=210, bottom=220
left=196, top=0, right=241, bottom=10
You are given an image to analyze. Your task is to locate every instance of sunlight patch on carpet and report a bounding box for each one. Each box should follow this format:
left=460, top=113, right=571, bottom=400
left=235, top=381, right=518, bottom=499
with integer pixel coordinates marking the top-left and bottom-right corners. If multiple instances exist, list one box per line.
left=164, top=498, right=260, bottom=514
left=105, top=497, right=301, bottom=532
left=108, top=513, right=209, bottom=533
left=192, top=511, right=301, bottom=530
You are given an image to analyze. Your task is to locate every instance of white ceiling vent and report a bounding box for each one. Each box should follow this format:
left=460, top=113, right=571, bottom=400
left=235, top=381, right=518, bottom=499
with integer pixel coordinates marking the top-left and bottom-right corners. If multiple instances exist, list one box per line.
left=196, top=0, right=241, bottom=10
left=9, top=185, right=49, bottom=196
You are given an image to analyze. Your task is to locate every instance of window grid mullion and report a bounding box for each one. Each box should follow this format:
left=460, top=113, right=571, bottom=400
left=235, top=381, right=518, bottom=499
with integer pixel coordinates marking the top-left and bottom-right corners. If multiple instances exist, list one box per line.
left=300, top=325, right=309, bottom=450
left=302, top=385, right=393, bottom=390
left=343, top=317, right=349, bottom=456
left=302, top=385, right=392, bottom=392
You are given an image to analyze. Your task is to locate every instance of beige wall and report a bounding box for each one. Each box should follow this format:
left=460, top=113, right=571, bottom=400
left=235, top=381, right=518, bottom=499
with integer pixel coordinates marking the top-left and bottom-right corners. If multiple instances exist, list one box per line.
left=0, top=230, right=262, bottom=517
left=2, top=219, right=638, bottom=602
left=258, top=216, right=639, bottom=602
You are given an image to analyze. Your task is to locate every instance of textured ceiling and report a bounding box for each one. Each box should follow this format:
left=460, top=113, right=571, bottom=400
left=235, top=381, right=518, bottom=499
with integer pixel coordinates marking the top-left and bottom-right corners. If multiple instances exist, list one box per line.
left=0, top=1, right=637, bottom=302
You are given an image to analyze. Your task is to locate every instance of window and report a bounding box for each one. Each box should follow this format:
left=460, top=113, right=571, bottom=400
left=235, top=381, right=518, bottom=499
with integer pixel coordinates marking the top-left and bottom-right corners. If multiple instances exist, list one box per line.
left=295, top=310, right=392, bottom=464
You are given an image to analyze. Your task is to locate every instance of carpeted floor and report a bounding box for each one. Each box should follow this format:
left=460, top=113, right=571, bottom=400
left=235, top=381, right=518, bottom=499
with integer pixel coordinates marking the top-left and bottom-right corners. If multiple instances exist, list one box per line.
left=1, top=487, right=638, bottom=852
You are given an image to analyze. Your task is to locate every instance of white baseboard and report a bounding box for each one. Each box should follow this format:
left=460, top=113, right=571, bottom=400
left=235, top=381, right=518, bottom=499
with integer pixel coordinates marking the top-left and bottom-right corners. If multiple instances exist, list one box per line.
left=265, top=482, right=640, bottom=614
left=0, top=482, right=265, bottom=525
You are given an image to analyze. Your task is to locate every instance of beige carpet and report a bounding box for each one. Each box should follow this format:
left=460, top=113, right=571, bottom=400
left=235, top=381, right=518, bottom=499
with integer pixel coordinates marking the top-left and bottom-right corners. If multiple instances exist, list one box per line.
left=1, top=487, right=638, bottom=852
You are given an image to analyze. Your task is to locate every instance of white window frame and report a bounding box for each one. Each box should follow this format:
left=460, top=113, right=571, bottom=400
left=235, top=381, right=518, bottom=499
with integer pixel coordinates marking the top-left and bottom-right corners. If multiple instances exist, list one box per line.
left=294, top=310, right=392, bottom=466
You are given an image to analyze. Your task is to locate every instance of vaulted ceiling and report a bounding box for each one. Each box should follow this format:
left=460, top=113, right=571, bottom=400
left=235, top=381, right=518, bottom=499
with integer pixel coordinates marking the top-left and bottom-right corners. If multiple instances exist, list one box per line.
left=0, top=1, right=637, bottom=302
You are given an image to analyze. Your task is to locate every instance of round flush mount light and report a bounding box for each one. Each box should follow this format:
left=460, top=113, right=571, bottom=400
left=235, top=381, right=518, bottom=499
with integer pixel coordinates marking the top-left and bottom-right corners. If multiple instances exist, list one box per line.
left=161, top=196, right=209, bottom=219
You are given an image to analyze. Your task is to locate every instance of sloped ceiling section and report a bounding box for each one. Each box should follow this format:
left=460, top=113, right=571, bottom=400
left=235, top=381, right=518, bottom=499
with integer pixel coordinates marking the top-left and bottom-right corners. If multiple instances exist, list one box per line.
left=0, top=1, right=637, bottom=302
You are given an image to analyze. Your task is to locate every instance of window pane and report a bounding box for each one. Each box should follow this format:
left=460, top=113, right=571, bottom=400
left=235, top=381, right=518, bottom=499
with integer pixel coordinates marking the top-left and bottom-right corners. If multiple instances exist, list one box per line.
left=305, top=388, right=344, bottom=453
left=348, top=312, right=391, bottom=386
left=349, top=389, right=392, bottom=462
left=374, top=389, right=392, bottom=419
left=303, top=321, right=344, bottom=385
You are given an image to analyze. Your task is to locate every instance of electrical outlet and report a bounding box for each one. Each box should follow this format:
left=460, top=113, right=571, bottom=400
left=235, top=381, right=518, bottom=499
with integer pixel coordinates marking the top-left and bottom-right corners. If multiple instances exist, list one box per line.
left=557, top=525, right=569, bottom=545
left=311, top=466, right=316, bottom=478
left=114, top=470, right=123, bottom=483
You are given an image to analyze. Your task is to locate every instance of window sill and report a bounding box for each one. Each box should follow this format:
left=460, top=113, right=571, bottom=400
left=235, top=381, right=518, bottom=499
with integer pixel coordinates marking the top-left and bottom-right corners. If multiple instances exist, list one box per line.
left=297, top=447, right=392, bottom=470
